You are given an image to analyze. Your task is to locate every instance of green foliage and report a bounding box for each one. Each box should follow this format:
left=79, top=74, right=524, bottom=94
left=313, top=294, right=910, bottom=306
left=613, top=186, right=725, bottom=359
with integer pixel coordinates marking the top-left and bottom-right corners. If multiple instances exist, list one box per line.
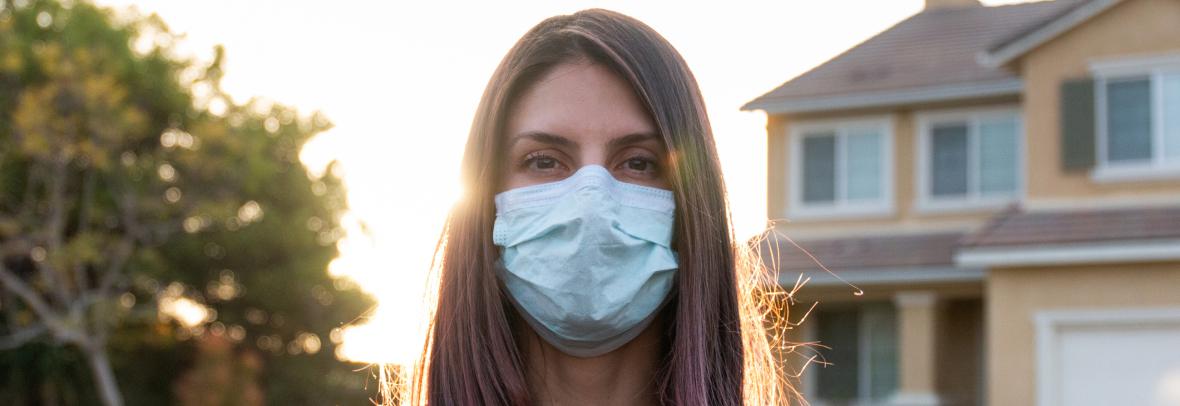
left=0, top=0, right=376, bottom=404
left=0, top=342, right=101, bottom=405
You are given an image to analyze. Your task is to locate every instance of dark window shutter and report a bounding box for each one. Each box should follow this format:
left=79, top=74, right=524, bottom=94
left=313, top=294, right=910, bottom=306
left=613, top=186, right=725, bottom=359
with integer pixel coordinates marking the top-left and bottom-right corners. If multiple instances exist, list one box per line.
left=1061, top=78, right=1096, bottom=171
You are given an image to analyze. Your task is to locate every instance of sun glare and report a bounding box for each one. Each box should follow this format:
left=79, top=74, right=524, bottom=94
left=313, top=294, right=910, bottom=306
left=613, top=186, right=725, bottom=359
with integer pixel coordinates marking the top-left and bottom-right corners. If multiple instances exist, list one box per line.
left=90, top=0, right=1036, bottom=368
left=159, top=295, right=212, bottom=328
left=322, top=171, right=461, bottom=366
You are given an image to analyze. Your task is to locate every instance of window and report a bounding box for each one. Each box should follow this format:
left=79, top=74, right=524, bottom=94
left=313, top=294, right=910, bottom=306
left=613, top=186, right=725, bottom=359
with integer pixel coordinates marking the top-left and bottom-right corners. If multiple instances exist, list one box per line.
left=789, top=117, right=893, bottom=219
left=917, top=108, right=1022, bottom=211
left=812, top=302, right=898, bottom=406
left=1092, top=53, right=1180, bottom=181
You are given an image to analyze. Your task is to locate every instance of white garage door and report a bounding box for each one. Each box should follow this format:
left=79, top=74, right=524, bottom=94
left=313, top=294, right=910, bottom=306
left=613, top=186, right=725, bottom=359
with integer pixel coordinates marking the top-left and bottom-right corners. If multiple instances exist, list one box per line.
left=1037, top=308, right=1180, bottom=406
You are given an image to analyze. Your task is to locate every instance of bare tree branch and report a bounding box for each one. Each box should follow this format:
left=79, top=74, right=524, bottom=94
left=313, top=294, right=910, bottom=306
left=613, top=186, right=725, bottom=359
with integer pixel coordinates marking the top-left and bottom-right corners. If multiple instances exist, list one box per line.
left=17, top=162, right=42, bottom=230
left=0, top=322, right=47, bottom=350
left=91, top=176, right=144, bottom=296
left=0, top=262, right=57, bottom=323
left=97, top=235, right=134, bottom=298
left=41, top=154, right=75, bottom=305
left=0, top=246, right=91, bottom=348
left=81, top=340, right=124, bottom=406
left=73, top=169, right=97, bottom=296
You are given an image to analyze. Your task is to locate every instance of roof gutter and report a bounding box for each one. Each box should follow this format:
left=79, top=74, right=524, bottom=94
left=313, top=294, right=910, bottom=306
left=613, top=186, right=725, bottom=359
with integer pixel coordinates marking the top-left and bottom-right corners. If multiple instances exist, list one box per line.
left=741, top=79, right=1023, bottom=114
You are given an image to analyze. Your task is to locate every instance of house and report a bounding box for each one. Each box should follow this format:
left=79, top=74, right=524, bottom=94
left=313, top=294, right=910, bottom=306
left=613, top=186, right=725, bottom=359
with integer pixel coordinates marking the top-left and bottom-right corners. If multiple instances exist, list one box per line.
left=741, top=0, right=1180, bottom=405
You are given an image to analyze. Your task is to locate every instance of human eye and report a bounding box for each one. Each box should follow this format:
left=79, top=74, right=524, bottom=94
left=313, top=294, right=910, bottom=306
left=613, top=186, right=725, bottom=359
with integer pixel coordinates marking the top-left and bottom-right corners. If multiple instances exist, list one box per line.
left=613, top=150, right=661, bottom=181
left=624, top=157, right=656, bottom=173
left=519, top=151, right=570, bottom=177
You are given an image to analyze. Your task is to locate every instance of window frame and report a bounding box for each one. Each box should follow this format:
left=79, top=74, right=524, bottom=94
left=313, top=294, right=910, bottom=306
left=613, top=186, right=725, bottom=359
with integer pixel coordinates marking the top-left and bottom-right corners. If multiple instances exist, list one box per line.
left=787, top=115, right=895, bottom=221
left=801, top=301, right=900, bottom=406
left=1090, top=51, right=1180, bottom=183
left=914, top=106, right=1026, bottom=213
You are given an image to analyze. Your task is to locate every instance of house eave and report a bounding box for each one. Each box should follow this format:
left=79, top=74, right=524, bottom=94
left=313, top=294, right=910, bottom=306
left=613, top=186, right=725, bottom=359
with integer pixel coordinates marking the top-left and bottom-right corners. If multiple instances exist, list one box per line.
left=955, top=238, right=1180, bottom=268
left=741, top=79, right=1023, bottom=115
left=779, top=265, right=985, bottom=287
left=977, top=0, right=1120, bottom=68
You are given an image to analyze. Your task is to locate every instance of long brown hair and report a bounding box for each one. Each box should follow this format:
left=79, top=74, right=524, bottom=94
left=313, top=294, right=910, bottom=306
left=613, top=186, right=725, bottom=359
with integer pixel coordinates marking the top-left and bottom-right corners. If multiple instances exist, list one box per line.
left=397, top=8, right=796, bottom=406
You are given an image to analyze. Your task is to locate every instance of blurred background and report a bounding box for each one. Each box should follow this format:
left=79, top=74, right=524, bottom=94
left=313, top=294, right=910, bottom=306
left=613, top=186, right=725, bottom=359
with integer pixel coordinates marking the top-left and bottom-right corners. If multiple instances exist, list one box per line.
left=2, top=0, right=1179, bottom=405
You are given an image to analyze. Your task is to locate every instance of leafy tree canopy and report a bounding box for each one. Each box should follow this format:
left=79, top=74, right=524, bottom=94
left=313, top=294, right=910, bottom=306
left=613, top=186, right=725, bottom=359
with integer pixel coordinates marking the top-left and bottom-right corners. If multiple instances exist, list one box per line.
left=0, top=0, right=376, bottom=404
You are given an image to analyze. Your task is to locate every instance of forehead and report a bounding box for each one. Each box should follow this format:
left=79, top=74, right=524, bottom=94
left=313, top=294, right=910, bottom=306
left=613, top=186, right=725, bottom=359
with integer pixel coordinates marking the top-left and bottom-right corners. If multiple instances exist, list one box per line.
left=505, top=61, right=656, bottom=143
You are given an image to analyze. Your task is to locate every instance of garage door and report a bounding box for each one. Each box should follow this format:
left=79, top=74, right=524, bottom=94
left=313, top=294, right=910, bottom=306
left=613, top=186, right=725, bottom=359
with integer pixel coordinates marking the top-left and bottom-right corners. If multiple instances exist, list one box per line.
left=1037, top=308, right=1180, bottom=406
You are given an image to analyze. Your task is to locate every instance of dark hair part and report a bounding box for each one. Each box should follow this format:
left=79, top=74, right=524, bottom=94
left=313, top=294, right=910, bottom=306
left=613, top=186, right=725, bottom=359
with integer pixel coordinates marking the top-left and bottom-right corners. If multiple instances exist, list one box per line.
left=402, top=8, right=791, bottom=406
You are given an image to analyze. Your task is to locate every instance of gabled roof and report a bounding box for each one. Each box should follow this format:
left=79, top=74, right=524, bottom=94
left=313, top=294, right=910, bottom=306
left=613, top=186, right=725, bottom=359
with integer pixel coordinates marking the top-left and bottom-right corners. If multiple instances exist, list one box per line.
left=742, top=0, right=1087, bottom=114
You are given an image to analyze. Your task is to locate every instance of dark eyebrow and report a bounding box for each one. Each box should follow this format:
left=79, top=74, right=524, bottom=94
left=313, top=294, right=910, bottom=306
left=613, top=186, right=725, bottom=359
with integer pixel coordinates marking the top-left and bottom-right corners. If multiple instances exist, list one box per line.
left=509, top=131, right=660, bottom=151
left=607, top=132, right=661, bottom=151
left=509, top=131, right=576, bottom=149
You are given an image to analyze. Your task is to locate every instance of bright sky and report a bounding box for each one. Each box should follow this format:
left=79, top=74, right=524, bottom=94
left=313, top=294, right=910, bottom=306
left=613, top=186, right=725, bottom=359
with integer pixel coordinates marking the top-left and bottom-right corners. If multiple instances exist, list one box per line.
left=93, top=0, right=1032, bottom=365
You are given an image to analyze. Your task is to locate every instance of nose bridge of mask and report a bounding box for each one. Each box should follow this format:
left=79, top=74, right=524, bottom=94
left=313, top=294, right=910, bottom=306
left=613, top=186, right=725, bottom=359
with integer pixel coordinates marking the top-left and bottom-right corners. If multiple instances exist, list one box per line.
left=570, top=167, right=614, bottom=209
left=493, top=165, right=675, bottom=216
left=492, top=165, right=677, bottom=249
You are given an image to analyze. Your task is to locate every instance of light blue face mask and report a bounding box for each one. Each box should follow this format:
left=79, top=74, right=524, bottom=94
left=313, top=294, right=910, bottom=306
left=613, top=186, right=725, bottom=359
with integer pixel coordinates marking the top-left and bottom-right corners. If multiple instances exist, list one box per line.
left=492, top=165, right=678, bottom=358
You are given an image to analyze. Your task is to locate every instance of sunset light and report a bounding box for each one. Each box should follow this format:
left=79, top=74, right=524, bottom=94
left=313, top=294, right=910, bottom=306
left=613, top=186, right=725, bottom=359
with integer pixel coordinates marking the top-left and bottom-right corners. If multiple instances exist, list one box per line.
left=9, top=1, right=1180, bottom=404
left=90, top=0, right=1034, bottom=367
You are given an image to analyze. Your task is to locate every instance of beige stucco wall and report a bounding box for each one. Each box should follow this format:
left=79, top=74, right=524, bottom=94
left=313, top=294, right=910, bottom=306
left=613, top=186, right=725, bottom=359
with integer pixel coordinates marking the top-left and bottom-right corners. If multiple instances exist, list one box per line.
left=1019, top=0, right=1180, bottom=204
left=766, top=96, right=1018, bottom=239
left=897, top=293, right=938, bottom=396
left=986, top=261, right=1180, bottom=406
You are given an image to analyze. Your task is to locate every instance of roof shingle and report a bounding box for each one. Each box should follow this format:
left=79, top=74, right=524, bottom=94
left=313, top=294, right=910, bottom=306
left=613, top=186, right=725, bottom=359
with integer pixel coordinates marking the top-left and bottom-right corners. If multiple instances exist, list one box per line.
left=960, top=205, right=1180, bottom=247
left=743, top=0, right=1085, bottom=111
left=759, top=231, right=965, bottom=272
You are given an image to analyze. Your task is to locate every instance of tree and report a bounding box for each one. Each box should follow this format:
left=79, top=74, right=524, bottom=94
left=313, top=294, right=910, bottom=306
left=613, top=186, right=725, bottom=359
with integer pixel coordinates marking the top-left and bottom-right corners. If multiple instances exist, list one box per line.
left=0, top=0, right=374, bottom=404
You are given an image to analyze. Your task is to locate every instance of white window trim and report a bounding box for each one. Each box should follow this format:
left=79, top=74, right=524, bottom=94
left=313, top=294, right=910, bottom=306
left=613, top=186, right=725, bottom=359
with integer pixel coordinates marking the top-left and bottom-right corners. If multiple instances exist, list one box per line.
left=1034, top=307, right=1180, bottom=406
left=787, top=116, right=895, bottom=221
left=914, top=106, right=1026, bottom=214
left=1090, top=51, right=1180, bottom=183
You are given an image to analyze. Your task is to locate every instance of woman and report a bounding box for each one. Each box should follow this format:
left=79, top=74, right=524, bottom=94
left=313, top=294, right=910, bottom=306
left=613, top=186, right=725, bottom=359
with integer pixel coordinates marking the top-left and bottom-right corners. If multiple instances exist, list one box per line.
left=400, top=8, right=796, bottom=406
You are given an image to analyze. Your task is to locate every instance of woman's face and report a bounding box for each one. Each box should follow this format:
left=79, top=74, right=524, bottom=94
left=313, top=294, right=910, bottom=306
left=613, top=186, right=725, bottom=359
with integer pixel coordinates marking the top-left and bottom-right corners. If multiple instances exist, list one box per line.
left=501, top=60, right=669, bottom=192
